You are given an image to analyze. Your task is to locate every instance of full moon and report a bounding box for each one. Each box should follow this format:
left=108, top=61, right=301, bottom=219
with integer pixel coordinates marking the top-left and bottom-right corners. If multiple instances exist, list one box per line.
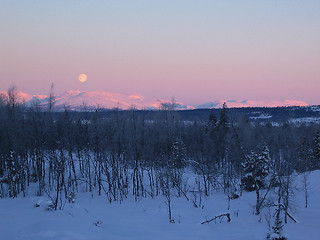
left=78, top=73, right=87, bottom=82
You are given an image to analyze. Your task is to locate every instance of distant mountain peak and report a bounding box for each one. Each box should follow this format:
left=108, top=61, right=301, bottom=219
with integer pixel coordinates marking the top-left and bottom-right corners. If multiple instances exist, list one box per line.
left=0, top=89, right=309, bottom=110
left=196, top=99, right=308, bottom=109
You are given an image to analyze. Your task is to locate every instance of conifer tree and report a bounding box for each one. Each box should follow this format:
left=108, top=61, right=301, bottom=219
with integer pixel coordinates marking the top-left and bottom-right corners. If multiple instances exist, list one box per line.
left=242, top=146, right=270, bottom=214
left=218, top=102, right=229, bottom=129
left=171, top=138, right=186, bottom=169
left=313, top=131, right=320, bottom=170
left=296, top=137, right=312, bottom=172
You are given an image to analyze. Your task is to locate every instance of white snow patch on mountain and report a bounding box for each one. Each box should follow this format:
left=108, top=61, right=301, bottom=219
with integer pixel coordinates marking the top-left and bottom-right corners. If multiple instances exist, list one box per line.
left=0, top=89, right=309, bottom=110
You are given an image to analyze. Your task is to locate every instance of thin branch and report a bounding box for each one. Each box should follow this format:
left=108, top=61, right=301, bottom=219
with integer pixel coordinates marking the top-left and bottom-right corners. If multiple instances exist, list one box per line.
left=201, top=213, right=231, bottom=224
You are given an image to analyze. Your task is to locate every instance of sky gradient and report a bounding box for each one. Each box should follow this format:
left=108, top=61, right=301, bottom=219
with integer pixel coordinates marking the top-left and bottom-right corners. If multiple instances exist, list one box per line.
left=1, top=0, right=320, bottom=105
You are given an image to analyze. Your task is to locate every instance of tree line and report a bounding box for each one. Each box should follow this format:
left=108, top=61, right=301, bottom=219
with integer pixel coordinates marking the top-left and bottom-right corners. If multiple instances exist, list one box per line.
left=0, top=86, right=319, bottom=235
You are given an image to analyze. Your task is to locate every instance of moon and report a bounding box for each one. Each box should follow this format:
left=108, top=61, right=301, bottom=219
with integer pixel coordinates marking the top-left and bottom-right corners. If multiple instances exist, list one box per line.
left=78, top=73, right=87, bottom=82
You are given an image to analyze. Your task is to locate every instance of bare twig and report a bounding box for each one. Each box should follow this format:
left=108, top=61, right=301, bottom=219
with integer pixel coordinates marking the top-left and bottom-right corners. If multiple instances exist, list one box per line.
left=201, top=213, right=231, bottom=224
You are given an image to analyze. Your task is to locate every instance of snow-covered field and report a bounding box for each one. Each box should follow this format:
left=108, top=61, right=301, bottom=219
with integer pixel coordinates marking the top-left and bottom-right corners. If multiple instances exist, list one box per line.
left=1, top=171, right=319, bottom=240
left=289, top=117, right=320, bottom=125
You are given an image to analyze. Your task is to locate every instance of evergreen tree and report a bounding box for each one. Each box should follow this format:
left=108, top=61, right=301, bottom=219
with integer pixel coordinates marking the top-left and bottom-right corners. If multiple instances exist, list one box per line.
left=296, top=137, right=312, bottom=172
left=205, top=111, right=217, bottom=136
left=169, top=138, right=186, bottom=197
left=171, top=138, right=186, bottom=169
left=208, top=111, right=216, bottom=125
left=242, top=146, right=270, bottom=191
left=242, top=146, right=270, bottom=214
left=218, top=102, right=229, bottom=129
left=312, top=131, right=320, bottom=170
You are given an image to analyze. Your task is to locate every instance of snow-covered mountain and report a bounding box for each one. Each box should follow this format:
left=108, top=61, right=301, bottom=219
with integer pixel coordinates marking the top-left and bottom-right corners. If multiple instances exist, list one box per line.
left=0, top=90, right=309, bottom=110
left=196, top=99, right=309, bottom=109
left=0, top=90, right=188, bottom=110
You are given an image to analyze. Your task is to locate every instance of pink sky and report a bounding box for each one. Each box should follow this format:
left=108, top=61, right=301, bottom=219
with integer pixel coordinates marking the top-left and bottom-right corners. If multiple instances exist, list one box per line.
left=1, top=1, right=319, bottom=106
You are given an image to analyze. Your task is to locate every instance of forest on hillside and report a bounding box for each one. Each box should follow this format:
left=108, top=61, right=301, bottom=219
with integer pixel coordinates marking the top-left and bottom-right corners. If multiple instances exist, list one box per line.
left=0, top=86, right=320, bottom=230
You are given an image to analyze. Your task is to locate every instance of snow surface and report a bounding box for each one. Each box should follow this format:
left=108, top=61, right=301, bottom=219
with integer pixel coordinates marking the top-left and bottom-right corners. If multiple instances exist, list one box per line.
left=289, top=117, right=320, bottom=125
left=1, top=171, right=320, bottom=240
left=249, top=114, right=272, bottom=120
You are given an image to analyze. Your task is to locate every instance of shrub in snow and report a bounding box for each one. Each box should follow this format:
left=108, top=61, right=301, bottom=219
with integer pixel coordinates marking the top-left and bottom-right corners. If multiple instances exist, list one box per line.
left=93, top=220, right=103, bottom=227
left=267, top=216, right=287, bottom=240
left=271, top=214, right=284, bottom=239
left=67, top=191, right=75, bottom=203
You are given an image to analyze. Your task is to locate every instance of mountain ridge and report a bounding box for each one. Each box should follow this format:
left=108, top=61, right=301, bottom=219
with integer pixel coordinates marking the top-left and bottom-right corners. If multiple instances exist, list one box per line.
left=0, top=89, right=309, bottom=110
